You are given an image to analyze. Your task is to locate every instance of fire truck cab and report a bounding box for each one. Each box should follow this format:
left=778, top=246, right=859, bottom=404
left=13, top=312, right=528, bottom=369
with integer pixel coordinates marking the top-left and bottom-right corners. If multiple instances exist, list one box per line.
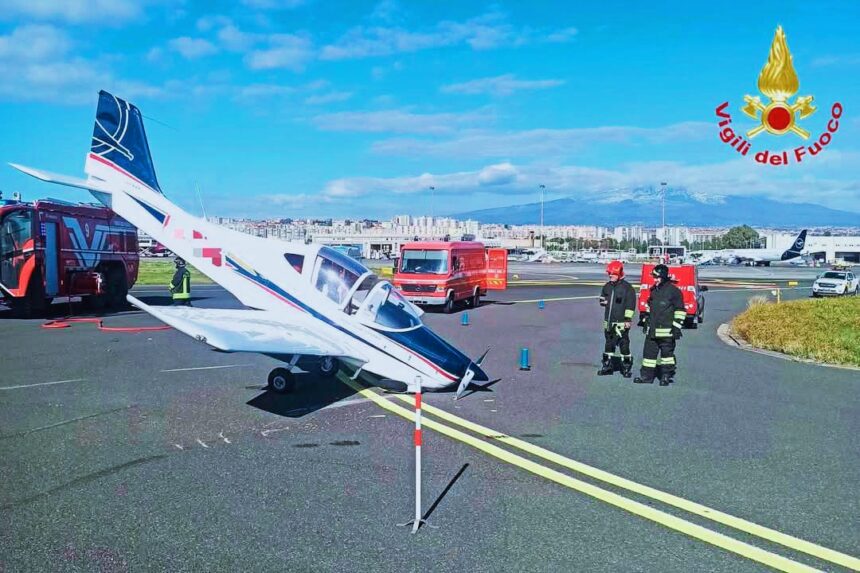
left=393, top=241, right=508, bottom=313
left=637, top=263, right=707, bottom=328
left=0, top=198, right=139, bottom=316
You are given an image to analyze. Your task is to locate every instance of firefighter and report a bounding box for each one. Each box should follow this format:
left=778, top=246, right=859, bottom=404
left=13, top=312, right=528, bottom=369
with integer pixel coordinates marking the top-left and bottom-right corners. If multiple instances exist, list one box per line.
left=597, top=260, right=636, bottom=378
left=634, top=264, right=686, bottom=386
left=169, top=257, right=192, bottom=306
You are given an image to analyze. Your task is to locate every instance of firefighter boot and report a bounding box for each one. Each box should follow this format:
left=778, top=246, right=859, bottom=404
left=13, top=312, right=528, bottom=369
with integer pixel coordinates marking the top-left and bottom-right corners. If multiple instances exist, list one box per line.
left=597, top=355, right=614, bottom=376
left=620, top=358, right=633, bottom=378
left=659, top=373, right=671, bottom=386
left=633, top=376, right=653, bottom=384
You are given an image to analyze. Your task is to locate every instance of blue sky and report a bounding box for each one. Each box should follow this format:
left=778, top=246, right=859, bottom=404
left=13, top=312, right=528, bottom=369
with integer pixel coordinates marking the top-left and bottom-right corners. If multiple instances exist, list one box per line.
left=1, top=0, right=858, bottom=220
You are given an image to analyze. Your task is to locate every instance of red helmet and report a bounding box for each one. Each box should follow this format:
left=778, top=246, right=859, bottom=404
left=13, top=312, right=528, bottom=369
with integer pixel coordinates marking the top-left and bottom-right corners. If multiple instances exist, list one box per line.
left=606, top=260, right=624, bottom=277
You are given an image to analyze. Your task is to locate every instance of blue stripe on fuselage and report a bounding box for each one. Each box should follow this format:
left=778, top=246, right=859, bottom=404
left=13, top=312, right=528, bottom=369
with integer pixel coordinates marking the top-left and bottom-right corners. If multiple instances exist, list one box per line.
left=225, top=255, right=461, bottom=382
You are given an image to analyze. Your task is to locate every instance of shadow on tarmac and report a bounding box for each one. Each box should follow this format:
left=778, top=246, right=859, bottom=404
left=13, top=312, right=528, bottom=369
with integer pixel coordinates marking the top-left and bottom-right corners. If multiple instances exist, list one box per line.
left=246, top=373, right=359, bottom=418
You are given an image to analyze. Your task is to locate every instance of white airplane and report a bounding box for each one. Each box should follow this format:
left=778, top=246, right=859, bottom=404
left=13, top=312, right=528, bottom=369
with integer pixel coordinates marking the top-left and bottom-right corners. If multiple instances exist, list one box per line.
left=10, top=90, right=489, bottom=398
left=720, top=230, right=807, bottom=266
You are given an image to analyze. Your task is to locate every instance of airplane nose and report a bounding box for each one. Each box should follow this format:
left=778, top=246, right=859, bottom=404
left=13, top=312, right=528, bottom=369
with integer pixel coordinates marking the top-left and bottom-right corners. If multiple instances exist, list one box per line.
left=469, top=361, right=489, bottom=382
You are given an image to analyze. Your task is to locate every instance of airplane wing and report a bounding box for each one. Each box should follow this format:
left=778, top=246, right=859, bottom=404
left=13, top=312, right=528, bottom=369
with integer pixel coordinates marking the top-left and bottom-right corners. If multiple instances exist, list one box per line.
left=128, top=295, right=358, bottom=358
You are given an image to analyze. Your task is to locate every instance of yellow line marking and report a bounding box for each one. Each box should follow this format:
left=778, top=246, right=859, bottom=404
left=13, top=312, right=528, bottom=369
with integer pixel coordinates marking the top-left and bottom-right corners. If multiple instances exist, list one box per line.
left=398, top=397, right=859, bottom=571
left=337, top=375, right=820, bottom=572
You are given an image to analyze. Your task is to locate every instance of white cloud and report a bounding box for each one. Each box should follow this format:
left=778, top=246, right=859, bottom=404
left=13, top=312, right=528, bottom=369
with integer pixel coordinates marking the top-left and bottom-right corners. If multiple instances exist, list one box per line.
left=312, top=109, right=490, bottom=134
left=372, top=121, right=711, bottom=158
left=314, top=155, right=860, bottom=212
left=241, top=0, right=307, bottom=9
left=236, top=84, right=296, bottom=99
left=196, top=15, right=233, bottom=32
left=2, top=0, right=142, bottom=23
left=441, top=74, right=565, bottom=96
left=245, top=34, right=313, bottom=71
left=545, top=27, right=578, bottom=43
left=169, top=37, right=219, bottom=59
left=811, top=54, right=860, bottom=68
left=0, top=24, right=70, bottom=61
left=218, top=24, right=259, bottom=51
left=319, top=11, right=523, bottom=60
left=478, top=162, right=519, bottom=186
left=304, top=91, right=353, bottom=105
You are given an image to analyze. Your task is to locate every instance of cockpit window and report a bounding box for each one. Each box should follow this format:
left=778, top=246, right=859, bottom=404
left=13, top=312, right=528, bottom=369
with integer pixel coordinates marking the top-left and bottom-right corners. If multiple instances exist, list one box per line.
left=357, top=282, right=422, bottom=331
left=313, top=246, right=368, bottom=305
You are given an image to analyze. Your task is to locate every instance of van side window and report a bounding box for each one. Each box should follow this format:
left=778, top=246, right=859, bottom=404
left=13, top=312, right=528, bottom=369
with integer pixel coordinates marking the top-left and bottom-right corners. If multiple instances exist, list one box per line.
left=284, top=253, right=304, bottom=273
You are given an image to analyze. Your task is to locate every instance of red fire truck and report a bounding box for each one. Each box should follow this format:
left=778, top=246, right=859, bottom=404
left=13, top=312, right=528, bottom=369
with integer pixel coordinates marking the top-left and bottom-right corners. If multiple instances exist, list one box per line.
left=637, top=263, right=707, bottom=328
left=393, top=241, right=508, bottom=313
left=0, top=198, right=139, bottom=316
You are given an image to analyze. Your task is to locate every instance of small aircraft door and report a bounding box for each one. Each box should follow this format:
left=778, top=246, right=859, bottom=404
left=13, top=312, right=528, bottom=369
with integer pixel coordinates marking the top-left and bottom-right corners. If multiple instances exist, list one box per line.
left=485, top=248, right=508, bottom=290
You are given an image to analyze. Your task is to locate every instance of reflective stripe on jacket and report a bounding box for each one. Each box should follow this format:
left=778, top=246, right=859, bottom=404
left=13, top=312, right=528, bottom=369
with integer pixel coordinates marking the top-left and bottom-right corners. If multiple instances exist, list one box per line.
left=170, top=268, right=191, bottom=300
left=645, top=281, right=685, bottom=338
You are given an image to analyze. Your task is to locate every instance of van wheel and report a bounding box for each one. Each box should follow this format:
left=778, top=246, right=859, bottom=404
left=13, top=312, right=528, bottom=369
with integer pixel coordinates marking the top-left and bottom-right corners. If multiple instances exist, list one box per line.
left=471, top=290, right=481, bottom=308
left=443, top=294, right=454, bottom=314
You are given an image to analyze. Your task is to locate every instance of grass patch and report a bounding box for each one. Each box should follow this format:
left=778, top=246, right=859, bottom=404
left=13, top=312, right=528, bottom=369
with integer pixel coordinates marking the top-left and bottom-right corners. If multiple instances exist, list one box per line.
left=732, top=296, right=860, bottom=367
left=135, top=259, right=214, bottom=286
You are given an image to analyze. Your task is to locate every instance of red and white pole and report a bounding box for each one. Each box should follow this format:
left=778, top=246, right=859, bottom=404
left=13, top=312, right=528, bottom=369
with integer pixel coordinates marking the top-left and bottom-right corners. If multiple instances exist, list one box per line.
left=411, top=385, right=423, bottom=533
left=399, top=376, right=427, bottom=533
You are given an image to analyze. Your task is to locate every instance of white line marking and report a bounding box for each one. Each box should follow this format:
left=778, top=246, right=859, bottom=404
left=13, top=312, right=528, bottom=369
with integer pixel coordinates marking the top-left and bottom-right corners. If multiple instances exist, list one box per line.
left=161, top=364, right=245, bottom=373
left=196, top=439, right=209, bottom=448
left=261, top=427, right=289, bottom=437
left=175, top=444, right=184, bottom=450
left=219, top=431, right=231, bottom=444
left=368, top=415, right=386, bottom=418
left=0, top=378, right=85, bottom=391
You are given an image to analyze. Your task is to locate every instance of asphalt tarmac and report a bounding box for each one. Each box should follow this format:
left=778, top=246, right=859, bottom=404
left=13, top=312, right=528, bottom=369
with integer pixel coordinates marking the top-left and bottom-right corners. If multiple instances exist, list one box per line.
left=1, top=267, right=857, bottom=572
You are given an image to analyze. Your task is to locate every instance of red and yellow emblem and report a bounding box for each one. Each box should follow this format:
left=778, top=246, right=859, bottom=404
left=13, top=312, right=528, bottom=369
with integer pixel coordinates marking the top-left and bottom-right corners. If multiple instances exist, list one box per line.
left=742, top=26, right=816, bottom=139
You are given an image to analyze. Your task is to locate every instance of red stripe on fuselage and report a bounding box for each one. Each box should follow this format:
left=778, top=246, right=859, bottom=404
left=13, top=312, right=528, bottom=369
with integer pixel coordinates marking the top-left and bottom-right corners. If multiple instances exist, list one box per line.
left=88, top=153, right=156, bottom=192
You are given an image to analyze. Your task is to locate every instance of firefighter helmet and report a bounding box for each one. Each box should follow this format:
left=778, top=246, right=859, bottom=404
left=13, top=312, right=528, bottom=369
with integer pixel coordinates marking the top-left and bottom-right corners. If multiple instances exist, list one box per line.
left=606, top=260, right=624, bottom=278
left=651, top=264, right=670, bottom=280
left=174, top=257, right=187, bottom=267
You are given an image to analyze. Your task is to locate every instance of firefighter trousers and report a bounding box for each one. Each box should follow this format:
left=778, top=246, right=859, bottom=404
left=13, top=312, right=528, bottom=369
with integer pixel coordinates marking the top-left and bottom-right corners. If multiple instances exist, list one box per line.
left=603, top=324, right=631, bottom=361
left=639, top=336, right=676, bottom=381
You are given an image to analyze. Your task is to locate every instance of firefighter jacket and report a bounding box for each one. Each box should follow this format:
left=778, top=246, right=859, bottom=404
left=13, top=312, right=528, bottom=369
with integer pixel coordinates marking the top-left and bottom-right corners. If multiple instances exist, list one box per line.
left=643, top=281, right=686, bottom=338
left=600, top=279, right=636, bottom=329
left=170, top=268, right=191, bottom=300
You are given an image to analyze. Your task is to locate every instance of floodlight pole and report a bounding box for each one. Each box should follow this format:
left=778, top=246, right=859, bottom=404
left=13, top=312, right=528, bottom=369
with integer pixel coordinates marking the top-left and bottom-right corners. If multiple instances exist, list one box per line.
left=660, top=182, right=667, bottom=244
left=539, top=184, right=546, bottom=249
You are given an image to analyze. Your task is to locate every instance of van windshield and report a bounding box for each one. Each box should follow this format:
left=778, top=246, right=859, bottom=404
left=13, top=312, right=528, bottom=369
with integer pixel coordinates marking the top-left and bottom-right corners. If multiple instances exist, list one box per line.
left=400, top=249, right=448, bottom=275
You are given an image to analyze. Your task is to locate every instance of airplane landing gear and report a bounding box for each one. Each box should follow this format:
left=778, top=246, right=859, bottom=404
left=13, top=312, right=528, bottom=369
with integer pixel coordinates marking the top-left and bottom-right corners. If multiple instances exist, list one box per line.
left=268, top=367, right=296, bottom=393
left=315, top=356, right=340, bottom=378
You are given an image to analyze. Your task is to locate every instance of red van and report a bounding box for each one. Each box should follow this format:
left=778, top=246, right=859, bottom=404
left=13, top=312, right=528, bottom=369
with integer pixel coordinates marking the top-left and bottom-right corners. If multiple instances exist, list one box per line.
left=393, top=241, right=507, bottom=313
left=638, top=263, right=707, bottom=328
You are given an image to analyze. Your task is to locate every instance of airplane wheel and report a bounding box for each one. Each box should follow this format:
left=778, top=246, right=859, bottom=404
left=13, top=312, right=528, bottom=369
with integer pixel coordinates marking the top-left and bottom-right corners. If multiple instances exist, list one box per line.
left=316, top=356, right=339, bottom=378
left=268, top=368, right=295, bottom=393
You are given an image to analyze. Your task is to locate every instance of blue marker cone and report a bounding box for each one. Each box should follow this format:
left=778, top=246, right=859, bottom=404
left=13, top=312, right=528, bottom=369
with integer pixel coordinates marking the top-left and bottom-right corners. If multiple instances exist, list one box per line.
left=519, top=347, right=531, bottom=371
left=538, top=300, right=545, bottom=310
left=461, top=312, right=469, bottom=326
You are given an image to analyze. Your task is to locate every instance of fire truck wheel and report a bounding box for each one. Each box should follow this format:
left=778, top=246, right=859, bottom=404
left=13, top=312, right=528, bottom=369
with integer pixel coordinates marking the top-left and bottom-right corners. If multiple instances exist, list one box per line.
left=106, top=268, right=128, bottom=309
left=13, top=271, right=47, bottom=318
left=315, top=356, right=340, bottom=378
left=268, top=368, right=296, bottom=393
left=443, top=294, right=455, bottom=314
left=470, top=290, right=481, bottom=308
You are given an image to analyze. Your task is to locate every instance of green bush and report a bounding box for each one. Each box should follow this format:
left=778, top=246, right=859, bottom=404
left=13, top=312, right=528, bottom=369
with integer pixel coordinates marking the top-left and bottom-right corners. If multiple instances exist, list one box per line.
left=732, top=296, right=860, bottom=367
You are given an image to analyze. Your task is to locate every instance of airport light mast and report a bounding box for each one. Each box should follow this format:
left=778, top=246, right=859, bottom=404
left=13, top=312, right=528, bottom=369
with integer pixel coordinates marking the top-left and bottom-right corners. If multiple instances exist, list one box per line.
left=660, top=181, right=667, bottom=245
left=539, top=184, right=546, bottom=249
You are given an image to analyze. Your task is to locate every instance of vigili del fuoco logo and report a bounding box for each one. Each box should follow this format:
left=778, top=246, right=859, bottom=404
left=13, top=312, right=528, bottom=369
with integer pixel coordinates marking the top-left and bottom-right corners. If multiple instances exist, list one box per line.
left=715, top=26, right=843, bottom=166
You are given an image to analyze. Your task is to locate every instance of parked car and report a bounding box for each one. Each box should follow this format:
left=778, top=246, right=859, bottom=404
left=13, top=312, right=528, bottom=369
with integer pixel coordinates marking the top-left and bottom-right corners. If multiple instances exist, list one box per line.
left=812, top=271, right=859, bottom=297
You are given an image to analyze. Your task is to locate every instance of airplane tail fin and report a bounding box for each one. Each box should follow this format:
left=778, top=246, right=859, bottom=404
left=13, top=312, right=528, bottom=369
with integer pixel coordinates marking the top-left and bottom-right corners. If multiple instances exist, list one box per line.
left=86, top=90, right=163, bottom=195
left=781, top=229, right=807, bottom=260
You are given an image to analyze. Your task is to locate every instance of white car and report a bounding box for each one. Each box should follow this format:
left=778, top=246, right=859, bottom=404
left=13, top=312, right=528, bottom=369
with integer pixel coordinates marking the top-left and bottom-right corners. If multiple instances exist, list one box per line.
left=812, top=270, right=859, bottom=297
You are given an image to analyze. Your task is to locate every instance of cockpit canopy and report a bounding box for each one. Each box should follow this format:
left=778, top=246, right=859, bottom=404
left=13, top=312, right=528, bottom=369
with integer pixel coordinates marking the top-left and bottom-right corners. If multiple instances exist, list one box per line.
left=357, top=281, right=422, bottom=331
left=312, top=246, right=368, bottom=306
